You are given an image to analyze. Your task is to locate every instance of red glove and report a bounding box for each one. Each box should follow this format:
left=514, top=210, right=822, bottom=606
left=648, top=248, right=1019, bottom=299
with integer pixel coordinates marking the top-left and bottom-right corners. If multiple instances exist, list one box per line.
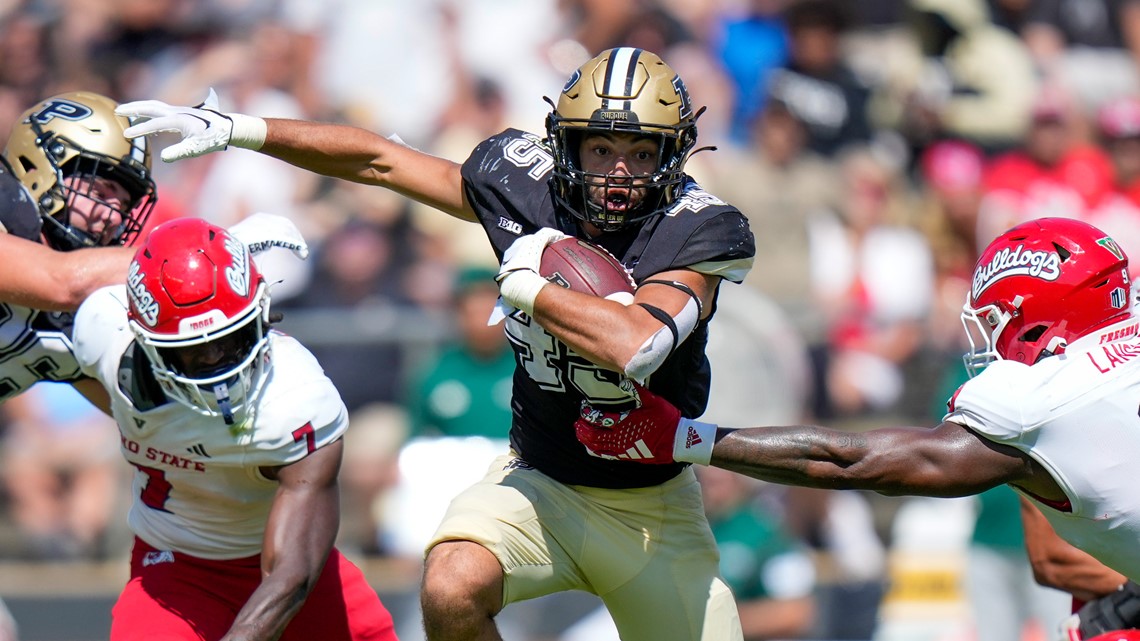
left=574, top=382, right=717, bottom=465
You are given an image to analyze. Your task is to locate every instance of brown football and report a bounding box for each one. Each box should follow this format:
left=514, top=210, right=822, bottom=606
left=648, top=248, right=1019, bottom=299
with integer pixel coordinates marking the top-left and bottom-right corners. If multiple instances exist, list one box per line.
left=540, top=237, right=635, bottom=299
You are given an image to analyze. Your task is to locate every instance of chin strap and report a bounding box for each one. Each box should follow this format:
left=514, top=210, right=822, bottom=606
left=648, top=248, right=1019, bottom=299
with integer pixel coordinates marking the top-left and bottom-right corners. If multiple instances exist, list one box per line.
left=1035, top=337, right=1069, bottom=364
left=212, top=381, right=235, bottom=425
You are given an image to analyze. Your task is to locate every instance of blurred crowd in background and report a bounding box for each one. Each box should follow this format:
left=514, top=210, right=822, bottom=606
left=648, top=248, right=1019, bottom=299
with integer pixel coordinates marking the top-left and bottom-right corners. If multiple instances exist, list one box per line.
left=2, top=0, right=1140, bottom=639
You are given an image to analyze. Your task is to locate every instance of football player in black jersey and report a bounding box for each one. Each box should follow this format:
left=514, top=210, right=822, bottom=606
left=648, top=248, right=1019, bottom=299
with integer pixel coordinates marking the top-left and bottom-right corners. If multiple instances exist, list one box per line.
left=0, top=91, right=158, bottom=408
left=0, top=91, right=157, bottom=629
left=117, top=47, right=756, bottom=641
left=0, top=91, right=155, bottom=313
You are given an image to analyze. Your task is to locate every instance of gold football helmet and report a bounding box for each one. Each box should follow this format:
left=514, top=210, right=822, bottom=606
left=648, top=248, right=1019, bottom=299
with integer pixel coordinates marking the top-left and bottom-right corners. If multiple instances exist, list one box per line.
left=3, top=91, right=156, bottom=250
left=546, top=47, right=699, bottom=230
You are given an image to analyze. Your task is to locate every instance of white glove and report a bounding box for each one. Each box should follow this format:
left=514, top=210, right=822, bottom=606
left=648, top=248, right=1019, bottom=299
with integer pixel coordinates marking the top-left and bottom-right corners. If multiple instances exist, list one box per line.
left=115, top=88, right=267, bottom=162
left=488, top=227, right=569, bottom=323
left=227, top=213, right=310, bottom=261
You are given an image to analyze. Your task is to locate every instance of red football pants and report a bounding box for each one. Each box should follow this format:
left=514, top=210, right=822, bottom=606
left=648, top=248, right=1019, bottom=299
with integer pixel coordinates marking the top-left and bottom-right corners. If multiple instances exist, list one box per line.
left=110, top=537, right=398, bottom=641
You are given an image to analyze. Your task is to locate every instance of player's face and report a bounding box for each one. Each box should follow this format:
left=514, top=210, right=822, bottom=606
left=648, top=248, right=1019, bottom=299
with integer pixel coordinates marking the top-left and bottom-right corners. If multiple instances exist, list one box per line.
left=164, top=330, right=254, bottom=379
left=578, top=132, right=660, bottom=215
left=63, top=173, right=131, bottom=245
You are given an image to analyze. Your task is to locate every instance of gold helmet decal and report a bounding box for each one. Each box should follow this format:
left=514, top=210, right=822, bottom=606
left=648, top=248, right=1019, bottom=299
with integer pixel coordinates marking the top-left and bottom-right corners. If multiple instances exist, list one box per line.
left=557, top=47, right=694, bottom=132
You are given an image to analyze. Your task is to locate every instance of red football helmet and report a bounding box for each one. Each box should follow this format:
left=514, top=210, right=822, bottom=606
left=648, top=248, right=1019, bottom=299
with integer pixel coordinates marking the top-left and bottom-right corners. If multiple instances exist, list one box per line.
left=962, top=217, right=1132, bottom=375
left=126, top=218, right=271, bottom=425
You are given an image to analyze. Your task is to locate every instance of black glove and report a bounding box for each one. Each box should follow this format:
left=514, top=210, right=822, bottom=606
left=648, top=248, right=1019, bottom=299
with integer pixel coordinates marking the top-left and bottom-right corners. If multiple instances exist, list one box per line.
left=1074, top=581, right=1140, bottom=638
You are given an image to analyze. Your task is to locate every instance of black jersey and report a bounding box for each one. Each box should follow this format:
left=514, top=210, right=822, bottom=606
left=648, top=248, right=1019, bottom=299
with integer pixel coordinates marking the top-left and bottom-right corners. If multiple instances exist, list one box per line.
left=0, top=158, right=42, bottom=242
left=461, top=129, right=755, bottom=488
left=0, top=165, right=83, bottom=399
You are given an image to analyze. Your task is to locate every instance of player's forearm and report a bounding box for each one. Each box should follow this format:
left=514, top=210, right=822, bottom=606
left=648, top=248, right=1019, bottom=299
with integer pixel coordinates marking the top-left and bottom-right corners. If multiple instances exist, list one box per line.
left=3, top=244, right=131, bottom=311
left=532, top=286, right=651, bottom=373
left=260, top=118, right=397, bottom=182
left=1021, top=497, right=1127, bottom=599
left=220, top=574, right=310, bottom=641
left=260, top=118, right=473, bottom=220
left=222, top=529, right=334, bottom=641
left=709, top=426, right=879, bottom=490
left=223, top=472, right=340, bottom=641
left=56, top=247, right=134, bottom=309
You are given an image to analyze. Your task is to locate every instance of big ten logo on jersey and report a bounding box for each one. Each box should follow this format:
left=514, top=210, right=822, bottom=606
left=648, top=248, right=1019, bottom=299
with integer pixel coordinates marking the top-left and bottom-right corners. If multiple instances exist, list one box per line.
left=503, top=132, right=554, bottom=181
left=30, top=98, right=92, bottom=125
left=222, top=232, right=250, bottom=297
left=665, top=184, right=726, bottom=216
left=121, top=434, right=206, bottom=472
left=127, top=261, right=160, bottom=327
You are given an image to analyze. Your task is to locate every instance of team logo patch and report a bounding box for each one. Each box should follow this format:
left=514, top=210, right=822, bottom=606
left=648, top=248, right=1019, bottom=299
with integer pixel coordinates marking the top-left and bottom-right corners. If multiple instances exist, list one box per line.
left=222, top=232, right=250, bottom=297
left=685, top=425, right=703, bottom=448
left=561, top=69, right=582, bottom=95
left=29, top=99, right=92, bottom=125
left=497, top=217, right=522, bottom=235
left=1111, top=286, right=1128, bottom=309
left=503, top=457, right=533, bottom=471
left=127, top=261, right=160, bottom=327
left=142, top=550, right=175, bottom=567
left=1099, top=237, right=1125, bottom=261
left=671, top=75, right=693, bottom=120
left=972, top=244, right=1061, bottom=298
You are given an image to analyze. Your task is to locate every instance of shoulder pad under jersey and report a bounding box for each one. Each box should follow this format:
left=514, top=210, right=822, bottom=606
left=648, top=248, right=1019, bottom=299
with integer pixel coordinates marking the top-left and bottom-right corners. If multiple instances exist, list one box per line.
left=73, top=285, right=132, bottom=376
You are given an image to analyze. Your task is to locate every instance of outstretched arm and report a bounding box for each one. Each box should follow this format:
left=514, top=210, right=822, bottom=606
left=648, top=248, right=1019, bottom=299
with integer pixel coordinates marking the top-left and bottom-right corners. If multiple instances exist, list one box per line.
left=708, top=421, right=1030, bottom=497
left=0, top=234, right=132, bottom=311
left=575, top=383, right=1033, bottom=497
left=117, top=93, right=475, bottom=222
left=259, top=119, right=473, bottom=221
left=220, top=438, right=344, bottom=641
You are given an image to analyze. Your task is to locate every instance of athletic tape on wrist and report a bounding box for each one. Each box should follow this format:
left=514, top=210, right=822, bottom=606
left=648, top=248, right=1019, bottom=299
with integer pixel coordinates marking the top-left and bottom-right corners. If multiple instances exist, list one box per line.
left=227, top=113, right=267, bottom=150
left=499, top=270, right=548, bottom=316
left=673, top=418, right=717, bottom=465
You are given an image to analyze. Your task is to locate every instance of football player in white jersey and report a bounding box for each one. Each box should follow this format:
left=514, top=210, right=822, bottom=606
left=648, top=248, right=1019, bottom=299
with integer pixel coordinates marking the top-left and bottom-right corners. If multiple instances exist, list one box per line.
left=576, top=217, right=1140, bottom=640
left=72, top=218, right=397, bottom=641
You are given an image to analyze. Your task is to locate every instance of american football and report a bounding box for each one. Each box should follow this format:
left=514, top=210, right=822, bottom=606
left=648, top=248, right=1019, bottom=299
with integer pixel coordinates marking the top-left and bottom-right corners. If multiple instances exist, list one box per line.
left=540, top=237, right=635, bottom=301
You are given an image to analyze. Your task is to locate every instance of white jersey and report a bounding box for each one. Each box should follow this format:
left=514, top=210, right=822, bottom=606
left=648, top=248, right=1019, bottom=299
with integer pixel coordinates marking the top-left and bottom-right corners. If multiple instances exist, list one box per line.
left=0, top=301, right=82, bottom=400
left=74, top=286, right=349, bottom=560
left=946, top=316, right=1140, bottom=581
